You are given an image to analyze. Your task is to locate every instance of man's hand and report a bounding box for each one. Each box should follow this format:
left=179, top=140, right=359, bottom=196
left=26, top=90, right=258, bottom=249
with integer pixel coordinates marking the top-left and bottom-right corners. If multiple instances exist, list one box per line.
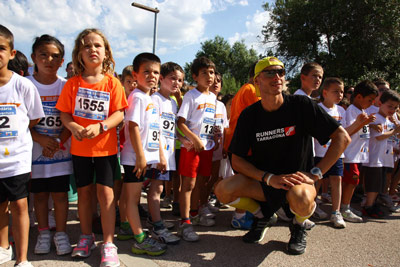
left=268, top=172, right=314, bottom=190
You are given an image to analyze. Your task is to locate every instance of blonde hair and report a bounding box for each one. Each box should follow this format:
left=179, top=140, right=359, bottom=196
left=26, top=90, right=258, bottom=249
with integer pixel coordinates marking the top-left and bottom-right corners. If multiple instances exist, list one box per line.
left=72, top=28, right=115, bottom=75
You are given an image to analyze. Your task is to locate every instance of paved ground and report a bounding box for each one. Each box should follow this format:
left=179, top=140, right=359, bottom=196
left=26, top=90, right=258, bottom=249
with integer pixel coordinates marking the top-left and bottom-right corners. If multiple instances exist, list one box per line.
left=3, top=199, right=400, bottom=267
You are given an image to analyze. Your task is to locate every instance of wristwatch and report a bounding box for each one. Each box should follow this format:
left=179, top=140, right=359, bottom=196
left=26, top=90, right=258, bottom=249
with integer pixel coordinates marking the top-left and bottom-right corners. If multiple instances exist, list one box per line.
left=99, top=122, right=108, bottom=134
left=310, top=167, right=323, bottom=180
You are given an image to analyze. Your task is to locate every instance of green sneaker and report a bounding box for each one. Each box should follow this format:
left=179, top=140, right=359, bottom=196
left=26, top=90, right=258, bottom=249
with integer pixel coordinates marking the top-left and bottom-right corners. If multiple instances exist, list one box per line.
left=131, top=236, right=166, bottom=256
left=117, top=223, right=134, bottom=241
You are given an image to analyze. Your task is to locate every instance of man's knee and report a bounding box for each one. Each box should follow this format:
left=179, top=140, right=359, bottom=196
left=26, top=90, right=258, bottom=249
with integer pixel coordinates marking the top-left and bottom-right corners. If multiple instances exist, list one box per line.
left=287, top=184, right=316, bottom=216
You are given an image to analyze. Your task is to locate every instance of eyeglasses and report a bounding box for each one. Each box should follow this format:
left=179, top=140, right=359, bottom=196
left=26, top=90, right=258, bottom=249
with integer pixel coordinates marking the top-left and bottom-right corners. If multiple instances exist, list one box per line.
left=261, top=69, right=286, bottom=78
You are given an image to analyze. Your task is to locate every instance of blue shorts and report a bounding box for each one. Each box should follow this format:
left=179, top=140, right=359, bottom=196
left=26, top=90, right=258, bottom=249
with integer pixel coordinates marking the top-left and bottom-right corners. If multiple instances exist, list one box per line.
left=145, top=168, right=171, bottom=181
left=314, top=157, right=343, bottom=178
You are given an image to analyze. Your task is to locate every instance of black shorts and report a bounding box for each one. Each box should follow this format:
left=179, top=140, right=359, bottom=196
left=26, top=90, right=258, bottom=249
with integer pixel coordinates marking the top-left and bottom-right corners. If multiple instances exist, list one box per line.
left=30, top=175, right=70, bottom=193
left=364, top=166, right=387, bottom=193
left=123, top=165, right=145, bottom=183
left=0, top=173, right=30, bottom=203
left=259, top=181, right=288, bottom=218
left=72, top=155, right=117, bottom=188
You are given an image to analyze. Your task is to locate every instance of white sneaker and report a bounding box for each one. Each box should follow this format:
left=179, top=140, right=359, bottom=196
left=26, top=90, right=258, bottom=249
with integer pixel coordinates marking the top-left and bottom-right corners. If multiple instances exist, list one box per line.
left=199, top=206, right=215, bottom=219
left=276, top=207, right=291, bottom=222
left=350, top=207, right=363, bottom=217
left=330, top=212, right=346, bottom=228
left=304, top=219, right=316, bottom=230
left=48, top=210, right=56, bottom=231
left=152, top=228, right=180, bottom=245
left=389, top=203, right=400, bottom=213
left=191, top=214, right=215, bottom=226
left=177, top=223, right=199, bottom=242
left=54, top=231, right=72, bottom=255
left=207, top=203, right=220, bottom=213
left=14, top=261, right=33, bottom=267
left=161, top=196, right=173, bottom=209
left=0, top=245, right=13, bottom=264
left=35, top=229, right=51, bottom=254
left=341, top=209, right=363, bottom=223
left=312, top=205, right=328, bottom=219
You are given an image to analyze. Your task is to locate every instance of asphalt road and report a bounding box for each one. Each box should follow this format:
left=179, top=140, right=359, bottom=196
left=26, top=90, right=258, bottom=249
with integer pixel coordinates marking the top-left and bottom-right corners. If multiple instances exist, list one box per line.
left=3, top=199, right=400, bottom=267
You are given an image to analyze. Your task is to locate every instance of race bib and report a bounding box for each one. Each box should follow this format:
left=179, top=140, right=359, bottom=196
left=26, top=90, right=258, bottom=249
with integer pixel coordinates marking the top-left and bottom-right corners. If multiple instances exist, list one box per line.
left=74, top=88, right=110, bottom=121
left=35, top=106, right=63, bottom=137
left=359, top=125, right=370, bottom=139
left=147, top=122, right=160, bottom=149
left=199, top=117, right=215, bottom=140
left=161, top=112, right=176, bottom=139
left=0, top=105, right=18, bottom=138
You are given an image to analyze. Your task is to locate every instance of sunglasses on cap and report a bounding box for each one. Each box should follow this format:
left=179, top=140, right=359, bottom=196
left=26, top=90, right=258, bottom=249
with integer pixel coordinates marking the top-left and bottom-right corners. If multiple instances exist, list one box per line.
left=261, top=69, right=286, bottom=78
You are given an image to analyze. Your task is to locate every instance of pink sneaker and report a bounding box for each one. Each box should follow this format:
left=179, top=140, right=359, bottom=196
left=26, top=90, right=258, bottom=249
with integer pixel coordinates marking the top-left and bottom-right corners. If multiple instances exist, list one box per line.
left=100, top=242, right=119, bottom=267
left=71, top=234, right=95, bottom=258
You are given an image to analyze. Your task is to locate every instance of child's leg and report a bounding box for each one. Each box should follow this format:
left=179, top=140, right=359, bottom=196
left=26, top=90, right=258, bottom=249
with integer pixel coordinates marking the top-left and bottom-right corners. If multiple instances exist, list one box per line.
left=51, top=192, right=68, bottom=232
left=205, top=160, right=221, bottom=200
left=191, top=175, right=206, bottom=213
left=329, top=175, right=342, bottom=212
left=148, top=179, right=164, bottom=223
left=119, top=176, right=128, bottom=223
left=124, top=182, right=143, bottom=235
left=77, top=184, right=94, bottom=234
left=341, top=163, right=359, bottom=206
left=164, top=181, right=172, bottom=199
left=97, top=184, right=115, bottom=243
left=180, top=176, right=196, bottom=219
left=33, top=192, right=50, bottom=229
left=9, top=197, right=29, bottom=263
left=196, top=175, right=210, bottom=208
left=0, top=201, right=9, bottom=249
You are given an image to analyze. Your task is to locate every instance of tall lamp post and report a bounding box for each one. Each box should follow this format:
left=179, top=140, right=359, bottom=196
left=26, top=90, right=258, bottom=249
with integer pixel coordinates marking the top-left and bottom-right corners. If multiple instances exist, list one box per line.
left=131, top=2, right=160, bottom=54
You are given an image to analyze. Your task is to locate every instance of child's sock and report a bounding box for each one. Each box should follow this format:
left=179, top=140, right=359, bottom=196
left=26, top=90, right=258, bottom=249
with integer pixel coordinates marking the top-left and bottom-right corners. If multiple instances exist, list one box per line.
left=120, top=221, right=130, bottom=229
left=134, top=232, right=146, bottom=243
left=228, top=198, right=263, bottom=218
left=190, top=210, right=198, bottom=217
left=38, top=226, right=49, bottom=232
left=181, top=218, right=191, bottom=225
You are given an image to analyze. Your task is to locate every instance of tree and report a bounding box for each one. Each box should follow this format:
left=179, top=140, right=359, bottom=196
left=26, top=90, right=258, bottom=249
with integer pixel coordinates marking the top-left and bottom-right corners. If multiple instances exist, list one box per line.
left=184, top=36, right=259, bottom=94
left=262, top=0, right=400, bottom=91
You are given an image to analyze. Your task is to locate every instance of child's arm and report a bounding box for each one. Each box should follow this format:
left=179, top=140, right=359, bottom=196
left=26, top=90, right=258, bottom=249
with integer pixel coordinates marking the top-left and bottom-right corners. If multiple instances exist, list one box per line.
left=60, top=112, right=86, bottom=141
left=345, top=113, right=376, bottom=136
left=157, top=138, right=167, bottom=173
left=29, top=119, right=40, bottom=129
left=176, top=130, right=194, bottom=151
left=30, top=128, right=59, bottom=153
left=177, top=116, right=204, bottom=152
left=129, top=121, right=147, bottom=178
left=375, top=126, right=400, bottom=141
left=83, top=110, right=124, bottom=139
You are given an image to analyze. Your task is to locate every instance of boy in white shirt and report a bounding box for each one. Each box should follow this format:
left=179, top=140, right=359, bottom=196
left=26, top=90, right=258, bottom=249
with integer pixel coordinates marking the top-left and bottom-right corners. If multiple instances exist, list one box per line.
left=363, top=90, right=400, bottom=218
left=293, top=62, right=324, bottom=97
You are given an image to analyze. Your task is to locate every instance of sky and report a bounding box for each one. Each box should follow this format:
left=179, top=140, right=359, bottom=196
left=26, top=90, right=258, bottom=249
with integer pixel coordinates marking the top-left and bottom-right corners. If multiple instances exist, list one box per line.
left=0, top=0, right=273, bottom=78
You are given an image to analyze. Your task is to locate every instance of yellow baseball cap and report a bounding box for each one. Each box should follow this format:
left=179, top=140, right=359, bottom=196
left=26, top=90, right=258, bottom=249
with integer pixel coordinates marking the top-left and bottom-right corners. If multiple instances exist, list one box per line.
left=254, top=56, right=284, bottom=79
left=254, top=57, right=284, bottom=97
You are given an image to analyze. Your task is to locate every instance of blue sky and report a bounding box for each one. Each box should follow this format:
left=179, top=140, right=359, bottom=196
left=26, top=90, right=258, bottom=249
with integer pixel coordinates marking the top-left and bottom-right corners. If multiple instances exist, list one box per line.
left=1, top=0, right=272, bottom=77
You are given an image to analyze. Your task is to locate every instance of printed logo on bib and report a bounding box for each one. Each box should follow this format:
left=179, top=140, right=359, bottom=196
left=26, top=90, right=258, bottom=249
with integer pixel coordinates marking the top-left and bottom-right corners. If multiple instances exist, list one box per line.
left=147, top=122, right=160, bottom=149
left=74, top=88, right=110, bottom=120
left=35, top=106, right=62, bottom=137
left=0, top=105, right=18, bottom=138
left=197, top=103, right=216, bottom=114
left=161, top=112, right=176, bottom=139
left=199, top=117, right=216, bottom=140
left=359, top=125, right=370, bottom=139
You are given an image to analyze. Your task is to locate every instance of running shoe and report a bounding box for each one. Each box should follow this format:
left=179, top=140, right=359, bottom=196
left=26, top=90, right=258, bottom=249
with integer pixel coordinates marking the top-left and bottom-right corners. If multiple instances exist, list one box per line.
left=191, top=214, right=215, bottom=226
left=389, top=204, right=400, bottom=213
left=54, top=231, right=72, bottom=255
left=117, top=223, right=134, bottom=241
left=362, top=205, right=385, bottom=219
left=199, top=205, right=215, bottom=219
left=207, top=203, right=220, bottom=213
left=287, top=220, right=307, bottom=255
left=330, top=212, right=346, bottom=228
left=131, top=236, right=166, bottom=256
left=71, top=234, right=96, bottom=258
left=34, top=229, right=51, bottom=254
left=312, top=204, right=328, bottom=219
left=177, top=223, right=199, bottom=242
left=0, top=245, right=13, bottom=264
left=151, top=228, right=180, bottom=245
left=276, top=207, right=291, bottom=222
left=242, top=216, right=273, bottom=243
left=100, top=242, right=120, bottom=267
left=304, top=219, right=316, bottom=230
left=161, top=196, right=173, bottom=209
left=231, top=211, right=254, bottom=230
left=350, top=207, right=363, bottom=217
left=341, top=208, right=363, bottom=223
left=14, top=261, right=33, bottom=267
left=147, top=218, right=175, bottom=230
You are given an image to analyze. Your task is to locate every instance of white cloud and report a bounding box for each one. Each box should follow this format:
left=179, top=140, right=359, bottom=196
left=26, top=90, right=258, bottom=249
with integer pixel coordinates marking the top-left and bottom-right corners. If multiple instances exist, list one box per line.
left=228, top=9, right=271, bottom=55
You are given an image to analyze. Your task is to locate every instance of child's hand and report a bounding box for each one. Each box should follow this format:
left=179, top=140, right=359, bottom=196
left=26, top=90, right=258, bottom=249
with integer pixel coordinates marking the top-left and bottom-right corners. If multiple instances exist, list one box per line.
left=181, top=138, right=194, bottom=151
left=134, top=155, right=147, bottom=178
left=367, top=114, right=376, bottom=124
left=38, top=135, right=59, bottom=153
left=193, top=137, right=205, bottom=153
left=156, top=155, right=167, bottom=173
left=70, top=124, right=86, bottom=141
left=42, top=147, right=56, bottom=158
left=355, top=113, right=369, bottom=125
left=370, top=124, right=383, bottom=133
left=83, top=123, right=101, bottom=139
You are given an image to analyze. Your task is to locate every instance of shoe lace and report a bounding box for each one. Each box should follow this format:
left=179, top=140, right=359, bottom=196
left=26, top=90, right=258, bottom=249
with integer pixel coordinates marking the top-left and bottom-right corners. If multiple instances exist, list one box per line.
left=102, top=245, right=116, bottom=258
left=77, top=237, right=90, bottom=248
left=291, top=224, right=307, bottom=243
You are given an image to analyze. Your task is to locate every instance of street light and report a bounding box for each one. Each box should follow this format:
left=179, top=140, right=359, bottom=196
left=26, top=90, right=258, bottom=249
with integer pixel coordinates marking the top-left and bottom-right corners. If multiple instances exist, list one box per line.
left=131, top=2, right=160, bottom=54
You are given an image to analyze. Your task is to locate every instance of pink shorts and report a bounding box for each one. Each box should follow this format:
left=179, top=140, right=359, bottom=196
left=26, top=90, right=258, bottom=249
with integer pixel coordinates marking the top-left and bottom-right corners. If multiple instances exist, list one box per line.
left=343, top=163, right=360, bottom=185
left=178, top=147, right=213, bottom=178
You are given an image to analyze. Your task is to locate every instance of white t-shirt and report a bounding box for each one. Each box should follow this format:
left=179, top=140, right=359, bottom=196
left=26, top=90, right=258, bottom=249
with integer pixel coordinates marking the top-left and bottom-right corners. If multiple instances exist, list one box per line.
left=27, top=76, right=73, bottom=179
left=364, top=113, right=395, bottom=168
left=177, top=88, right=217, bottom=150
left=0, top=73, right=44, bottom=178
left=212, top=100, right=228, bottom=161
left=151, top=92, right=177, bottom=171
left=121, top=89, right=159, bottom=166
left=366, top=105, right=379, bottom=115
left=294, top=89, right=310, bottom=97
left=344, top=104, right=369, bottom=163
left=314, top=103, right=346, bottom=158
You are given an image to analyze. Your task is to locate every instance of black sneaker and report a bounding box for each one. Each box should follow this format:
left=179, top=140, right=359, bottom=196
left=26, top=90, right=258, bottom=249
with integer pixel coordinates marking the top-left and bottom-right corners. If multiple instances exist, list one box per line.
left=287, top=220, right=307, bottom=255
left=242, top=216, right=272, bottom=243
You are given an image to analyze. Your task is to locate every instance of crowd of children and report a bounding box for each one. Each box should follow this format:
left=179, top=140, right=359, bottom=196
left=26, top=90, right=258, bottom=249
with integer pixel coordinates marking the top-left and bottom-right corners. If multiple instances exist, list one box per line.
left=1, top=24, right=400, bottom=267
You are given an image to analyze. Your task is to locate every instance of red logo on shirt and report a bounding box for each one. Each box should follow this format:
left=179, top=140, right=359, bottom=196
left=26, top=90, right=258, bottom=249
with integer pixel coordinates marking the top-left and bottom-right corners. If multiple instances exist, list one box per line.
left=285, top=126, right=296, bottom=136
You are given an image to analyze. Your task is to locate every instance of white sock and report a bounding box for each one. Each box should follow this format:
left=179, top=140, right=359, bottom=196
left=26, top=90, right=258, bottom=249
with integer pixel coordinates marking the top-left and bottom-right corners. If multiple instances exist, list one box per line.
left=233, top=212, right=246, bottom=219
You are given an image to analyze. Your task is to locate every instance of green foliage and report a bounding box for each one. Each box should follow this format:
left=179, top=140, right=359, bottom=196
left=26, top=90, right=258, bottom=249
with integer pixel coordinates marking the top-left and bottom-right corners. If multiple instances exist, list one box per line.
left=263, top=0, right=400, bottom=87
left=184, top=36, right=259, bottom=93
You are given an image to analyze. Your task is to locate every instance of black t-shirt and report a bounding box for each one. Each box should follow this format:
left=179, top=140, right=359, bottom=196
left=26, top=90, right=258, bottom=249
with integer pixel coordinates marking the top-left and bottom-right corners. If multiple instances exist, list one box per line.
left=229, top=94, right=340, bottom=175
